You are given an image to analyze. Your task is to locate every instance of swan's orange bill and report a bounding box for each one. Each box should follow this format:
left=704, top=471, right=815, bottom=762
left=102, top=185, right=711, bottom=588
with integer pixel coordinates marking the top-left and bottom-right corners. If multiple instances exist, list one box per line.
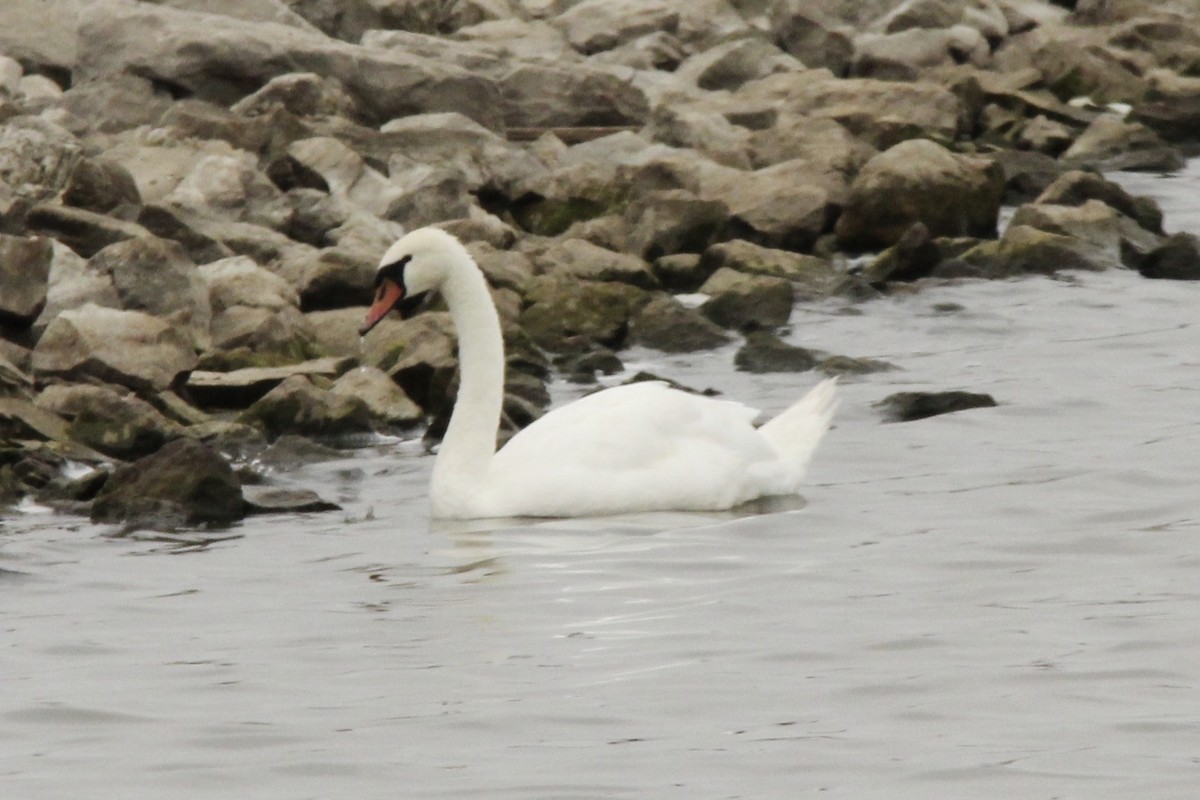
left=359, top=279, right=405, bottom=336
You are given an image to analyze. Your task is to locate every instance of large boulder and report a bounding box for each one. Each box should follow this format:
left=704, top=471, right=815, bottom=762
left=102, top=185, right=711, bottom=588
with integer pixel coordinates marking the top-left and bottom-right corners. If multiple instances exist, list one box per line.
left=698, top=268, right=793, bottom=330
left=1138, top=233, right=1200, bottom=281
left=835, top=139, right=1004, bottom=251
left=498, top=61, right=650, bottom=129
left=32, top=304, right=199, bottom=392
left=699, top=238, right=840, bottom=298
left=627, top=293, right=731, bottom=352
left=520, top=276, right=649, bottom=351
left=87, top=236, right=212, bottom=350
left=90, top=438, right=245, bottom=527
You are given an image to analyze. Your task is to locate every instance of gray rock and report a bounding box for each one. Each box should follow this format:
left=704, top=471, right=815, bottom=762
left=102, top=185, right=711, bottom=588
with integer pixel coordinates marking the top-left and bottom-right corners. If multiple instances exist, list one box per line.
left=36, top=383, right=182, bottom=461
left=33, top=304, right=199, bottom=392
left=533, top=238, right=659, bottom=289
left=628, top=292, right=731, bottom=352
left=675, top=37, right=803, bottom=92
left=520, top=276, right=649, bottom=350
left=950, top=224, right=1117, bottom=278
left=699, top=268, right=793, bottom=330
left=1008, top=199, right=1160, bottom=267
left=1035, top=170, right=1163, bottom=234
left=24, top=203, right=153, bottom=258
left=769, top=2, right=854, bottom=74
left=498, top=61, right=650, bottom=129
left=1061, top=114, right=1184, bottom=173
left=90, top=438, right=245, bottom=527
left=699, top=239, right=840, bottom=298
left=734, top=331, right=818, bottom=373
left=877, top=390, right=997, bottom=422
left=239, top=374, right=374, bottom=439
left=835, top=138, right=1004, bottom=251
left=624, top=190, right=728, bottom=260
left=862, top=222, right=943, bottom=284
left=187, top=357, right=354, bottom=409
left=88, top=236, right=212, bottom=350
left=0, top=116, right=81, bottom=204
left=136, top=204, right=238, bottom=264
left=62, top=157, right=141, bottom=214
left=242, top=485, right=339, bottom=515
left=329, top=366, right=423, bottom=428
left=0, top=234, right=52, bottom=326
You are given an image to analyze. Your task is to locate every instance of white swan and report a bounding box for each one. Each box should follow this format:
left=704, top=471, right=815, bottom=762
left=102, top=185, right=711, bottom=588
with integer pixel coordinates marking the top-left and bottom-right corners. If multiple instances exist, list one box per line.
left=360, top=227, right=837, bottom=519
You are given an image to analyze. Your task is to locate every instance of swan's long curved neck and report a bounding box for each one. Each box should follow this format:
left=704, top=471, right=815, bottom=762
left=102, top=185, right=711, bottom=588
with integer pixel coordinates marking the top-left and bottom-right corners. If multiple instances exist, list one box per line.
left=433, top=259, right=504, bottom=492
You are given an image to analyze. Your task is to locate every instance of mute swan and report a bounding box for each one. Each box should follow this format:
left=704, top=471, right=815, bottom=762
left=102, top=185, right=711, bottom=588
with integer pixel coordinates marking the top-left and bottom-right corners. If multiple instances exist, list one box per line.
left=359, top=227, right=837, bottom=519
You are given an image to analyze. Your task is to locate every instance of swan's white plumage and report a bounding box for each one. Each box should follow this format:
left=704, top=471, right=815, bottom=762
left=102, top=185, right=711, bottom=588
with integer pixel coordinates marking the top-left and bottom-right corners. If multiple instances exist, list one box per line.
left=365, top=227, right=837, bottom=519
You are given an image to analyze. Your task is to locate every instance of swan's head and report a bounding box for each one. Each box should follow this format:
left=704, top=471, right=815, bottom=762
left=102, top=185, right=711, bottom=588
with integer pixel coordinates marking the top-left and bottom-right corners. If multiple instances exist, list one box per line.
left=359, top=227, right=470, bottom=336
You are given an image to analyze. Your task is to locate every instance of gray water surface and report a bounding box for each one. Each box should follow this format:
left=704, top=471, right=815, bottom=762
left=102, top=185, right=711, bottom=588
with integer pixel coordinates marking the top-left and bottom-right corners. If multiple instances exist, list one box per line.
left=4, top=173, right=1200, bottom=798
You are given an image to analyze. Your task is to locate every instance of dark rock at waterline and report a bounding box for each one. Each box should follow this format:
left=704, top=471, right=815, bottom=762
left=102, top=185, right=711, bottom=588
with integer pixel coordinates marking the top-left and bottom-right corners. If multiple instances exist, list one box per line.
left=553, top=347, right=623, bottom=384
left=36, top=383, right=182, bottom=461
left=877, top=390, right=998, bottom=422
left=835, top=139, right=1004, bottom=252
left=1035, top=170, right=1164, bottom=235
left=91, top=438, right=245, bottom=527
left=628, top=293, right=730, bottom=353
left=1138, top=233, right=1200, bottom=281
left=699, top=268, right=793, bottom=331
left=242, top=485, right=340, bottom=515
left=734, top=332, right=818, bottom=374
left=862, top=222, right=942, bottom=285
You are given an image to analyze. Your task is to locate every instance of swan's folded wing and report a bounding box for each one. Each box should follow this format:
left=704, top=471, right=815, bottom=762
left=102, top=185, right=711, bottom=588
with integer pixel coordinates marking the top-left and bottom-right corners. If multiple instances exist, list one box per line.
left=485, top=382, right=788, bottom=516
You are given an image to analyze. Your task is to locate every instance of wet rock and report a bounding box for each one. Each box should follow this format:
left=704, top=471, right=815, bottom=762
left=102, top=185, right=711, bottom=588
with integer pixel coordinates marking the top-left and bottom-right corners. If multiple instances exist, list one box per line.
left=819, top=354, right=897, bottom=376
left=990, top=149, right=1065, bottom=203
left=33, top=304, right=199, bottom=393
left=187, top=357, right=355, bottom=410
left=1138, top=233, right=1200, bottom=281
left=520, top=276, right=648, bottom=350
left=0, top=397, right=71, bottom=447
left=90, top=438, right=246, bottom=527
left=862, top=222, right=944, bottom=284
left=36, top=383, right=182, bottom=461
left=698, top=268, right=793, bottom=330
left=949, top=224, right=1117, bottom=278
left=878, top=390, right=997, bottom=422
left=554, top=347, right=623, bottom=383
left=1036, top=170, right=1163, bottom=234
left=835, top=138, right=1004, bottom=252
left=734, top=331, right=818, bottom=374
left=239, top=374, right=374, bottom=440
left=328, top=366, right=423, bottom=429
left=628, top=292, right=731, bottom=353
left=242, top=485, right=339, bottom=515
left=1008, top=199, right=1160, bottom=267
left=0, top=234, right=52, bottom=326
left=699, top=239, right=840, bottom=298
left=651, top=252, right=710, bottom=292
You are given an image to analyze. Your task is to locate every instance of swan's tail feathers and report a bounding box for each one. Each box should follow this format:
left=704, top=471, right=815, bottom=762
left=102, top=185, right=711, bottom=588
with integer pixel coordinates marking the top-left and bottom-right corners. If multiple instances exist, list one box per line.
left=759, top=377, right=838, bottom=479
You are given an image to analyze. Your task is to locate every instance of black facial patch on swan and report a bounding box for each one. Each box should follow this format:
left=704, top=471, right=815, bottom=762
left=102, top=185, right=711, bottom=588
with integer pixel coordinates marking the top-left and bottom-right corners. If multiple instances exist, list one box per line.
left=374, top=254, right=412, bottom=290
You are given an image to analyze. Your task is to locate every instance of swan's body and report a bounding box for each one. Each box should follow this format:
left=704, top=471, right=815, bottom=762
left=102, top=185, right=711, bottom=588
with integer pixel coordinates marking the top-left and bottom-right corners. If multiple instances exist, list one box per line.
left=361, top=227, right=837, bottom=519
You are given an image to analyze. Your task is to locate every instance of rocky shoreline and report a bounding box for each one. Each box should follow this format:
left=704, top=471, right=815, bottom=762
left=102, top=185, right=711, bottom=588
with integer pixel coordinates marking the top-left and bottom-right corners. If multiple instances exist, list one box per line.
left=2, top=0, right=1199, bottom=526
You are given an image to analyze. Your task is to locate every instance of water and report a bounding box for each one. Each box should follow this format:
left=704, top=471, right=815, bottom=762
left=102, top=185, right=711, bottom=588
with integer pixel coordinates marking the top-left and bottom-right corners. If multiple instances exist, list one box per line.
left=4, top=169, right=1200, bottom=798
